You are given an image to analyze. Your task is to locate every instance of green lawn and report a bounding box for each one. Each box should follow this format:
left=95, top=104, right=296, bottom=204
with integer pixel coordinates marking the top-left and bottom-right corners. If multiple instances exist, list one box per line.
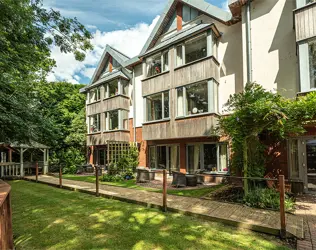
left=10, top=180, right=289, bottom=250
left=58, top=174, right=223, bottom=198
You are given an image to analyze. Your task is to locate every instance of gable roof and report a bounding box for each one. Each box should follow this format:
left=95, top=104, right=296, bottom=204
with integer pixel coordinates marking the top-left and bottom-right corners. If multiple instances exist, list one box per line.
left=140, top=0, right=232, bottom=55
left=89, top=45, right=131, bottom=85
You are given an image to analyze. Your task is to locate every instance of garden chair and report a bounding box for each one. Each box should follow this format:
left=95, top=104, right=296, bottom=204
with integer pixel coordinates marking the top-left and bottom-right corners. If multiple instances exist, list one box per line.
left=171, top=171, right=186, bottom=187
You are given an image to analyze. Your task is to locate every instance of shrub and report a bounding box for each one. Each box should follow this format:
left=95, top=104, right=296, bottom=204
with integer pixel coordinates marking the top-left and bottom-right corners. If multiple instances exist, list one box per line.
left=101, top=174, right=124, bottom=182
left=244, top=188, right=295, bottom=211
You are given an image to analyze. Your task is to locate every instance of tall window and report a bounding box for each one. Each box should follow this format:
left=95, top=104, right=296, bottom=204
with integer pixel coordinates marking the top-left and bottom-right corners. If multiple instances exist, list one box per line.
left=104, top=79, right=129, bottom=98
left=145, top=51, right=169, bottom=77
left=145, top=91, right=169, bottom=122
left=309, top=40, right=316, bottom=89
left=148, top=145, right=180, bottom=172
left=89, top=87, right=101, bottom=103
left=105, top=109, right=129, bottom=131
left=89, top=114, right=100, bottom=133
left=187, top=143, right=228, bottom=174
left=177, top=81, right=215, bottom=117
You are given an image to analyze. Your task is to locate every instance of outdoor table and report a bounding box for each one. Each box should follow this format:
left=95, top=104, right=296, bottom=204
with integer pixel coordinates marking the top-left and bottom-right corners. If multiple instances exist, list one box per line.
left=186, top=175, right=198, bottom=186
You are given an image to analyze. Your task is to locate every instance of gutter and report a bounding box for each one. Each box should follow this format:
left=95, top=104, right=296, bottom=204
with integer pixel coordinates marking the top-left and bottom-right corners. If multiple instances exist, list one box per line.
left=132, top=69, right=136, bottom=143
left=246, top=0, right=253, bottom=83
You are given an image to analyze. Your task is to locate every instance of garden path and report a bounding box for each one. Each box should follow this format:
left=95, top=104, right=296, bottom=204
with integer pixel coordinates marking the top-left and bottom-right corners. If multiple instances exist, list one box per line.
left=24, top=175, right=303, bottom=239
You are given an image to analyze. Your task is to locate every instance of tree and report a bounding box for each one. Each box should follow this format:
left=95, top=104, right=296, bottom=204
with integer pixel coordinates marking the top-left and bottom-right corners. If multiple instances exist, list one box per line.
left=0, top=0, right=92, bottom=143
left=218, top=83, right=316, bottom=194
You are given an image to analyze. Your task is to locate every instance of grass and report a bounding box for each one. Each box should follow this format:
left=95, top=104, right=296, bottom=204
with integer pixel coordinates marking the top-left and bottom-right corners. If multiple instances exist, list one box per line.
left=10, top=180, right=290, bottom=250
left=58, top=174, right=223, bottom=198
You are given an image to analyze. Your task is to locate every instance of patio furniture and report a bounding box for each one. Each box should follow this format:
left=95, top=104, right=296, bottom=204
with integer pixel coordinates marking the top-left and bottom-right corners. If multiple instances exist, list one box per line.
left=136, top=168, right=153, bottom=183
left=196, top=174, right=205, bottom=184
left=171, top=171, right=186, bottom=187
left=186, top=175, right=198, bottom=186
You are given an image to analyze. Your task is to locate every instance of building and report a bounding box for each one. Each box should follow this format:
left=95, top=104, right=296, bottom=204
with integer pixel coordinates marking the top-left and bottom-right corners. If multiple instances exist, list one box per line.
left=81, top=0, right=316, bottom=192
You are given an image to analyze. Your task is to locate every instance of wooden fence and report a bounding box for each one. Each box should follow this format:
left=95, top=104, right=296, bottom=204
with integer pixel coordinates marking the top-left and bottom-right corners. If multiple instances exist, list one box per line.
left=0, top=163, right=21, bottom=178
left=0, top=180, right=13, bottom=250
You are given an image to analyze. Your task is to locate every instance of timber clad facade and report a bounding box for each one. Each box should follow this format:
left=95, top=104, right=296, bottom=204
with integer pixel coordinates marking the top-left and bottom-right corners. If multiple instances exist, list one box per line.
left=81, top=0, right=316, bottom=192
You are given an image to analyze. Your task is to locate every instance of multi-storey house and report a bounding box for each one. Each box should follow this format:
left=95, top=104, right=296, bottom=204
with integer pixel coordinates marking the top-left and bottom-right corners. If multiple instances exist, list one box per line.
left=81, top=0, right=316, bottom=193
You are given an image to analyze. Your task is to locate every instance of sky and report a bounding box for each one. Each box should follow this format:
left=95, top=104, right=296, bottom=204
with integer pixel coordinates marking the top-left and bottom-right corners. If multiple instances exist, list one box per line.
left=44, top=0, right=229, bottom=84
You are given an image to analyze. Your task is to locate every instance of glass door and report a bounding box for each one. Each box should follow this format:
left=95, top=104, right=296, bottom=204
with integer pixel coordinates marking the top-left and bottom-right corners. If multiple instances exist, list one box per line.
left=306, top=140, right=316, bottom=191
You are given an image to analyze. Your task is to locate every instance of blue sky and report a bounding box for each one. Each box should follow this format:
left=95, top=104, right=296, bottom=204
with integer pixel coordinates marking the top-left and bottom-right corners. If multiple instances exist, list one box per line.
left=44, top=0, right=229, bottom=84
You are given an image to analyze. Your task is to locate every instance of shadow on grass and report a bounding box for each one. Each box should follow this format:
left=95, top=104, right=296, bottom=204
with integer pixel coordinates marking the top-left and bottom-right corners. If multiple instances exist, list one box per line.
left=10, top=180, right=289, bottom=250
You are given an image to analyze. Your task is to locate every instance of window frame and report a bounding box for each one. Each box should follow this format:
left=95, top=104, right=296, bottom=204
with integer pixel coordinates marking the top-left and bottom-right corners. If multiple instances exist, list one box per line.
left=144, top=91, right=170, bottom=123
left=88, top=113, right=101, bottom=134
left=89, top=87, right=101, bottom=104
left=145, top=50, right=170, bottom=78
left=104, top=109, right=129, bottom=132
left=176, top=80, right=218, bottom=118
left=104, top=78, right=129, bottom=99
left=186, top=142, right=229, bottom=174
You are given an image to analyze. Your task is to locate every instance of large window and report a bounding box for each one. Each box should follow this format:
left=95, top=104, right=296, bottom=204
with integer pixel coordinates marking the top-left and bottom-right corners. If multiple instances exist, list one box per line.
left=145, top=51, right=169, bottom=77
left=89, top=87, right=101, bottom=103
left=104, top=79, right=129, bottom=98
left=105, top=109, right=129, bottom=131
left=148, top=145, right=180, bottom=172
left=187, top=143, right=228, bottom=174
left=309, top=40, right=316, bottom=89
left=88, top=114, right=100, bottom=133
left=175, top=32, right=218, bottom=67
left=145, top=91, right=170, bottom=122
left=177, top=81, right=217, bottom=117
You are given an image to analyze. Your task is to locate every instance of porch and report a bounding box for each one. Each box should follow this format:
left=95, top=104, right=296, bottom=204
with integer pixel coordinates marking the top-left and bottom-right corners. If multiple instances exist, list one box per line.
left=0, top=142, right=49, bottom=179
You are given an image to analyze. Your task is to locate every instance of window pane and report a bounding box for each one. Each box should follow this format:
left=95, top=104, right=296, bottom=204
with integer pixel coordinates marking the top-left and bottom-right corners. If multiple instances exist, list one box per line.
left=164, top=91, right=169, bottom=118
left=122, top=80, right=129, bottom=96
left=169, top=145, right=180, bottom=173
left=177, top=88, right=184, bottom=116
left=99, top=149, right=105, bottom=165
left=219, top=144, right=228, bottom=172
left=185, top=34, right=207, bottom=64
left=109, top=80, right=119, bottom=97
left=290, top=140, right=299, bottom=178
left=163, top=51, right=169, bottom=71
left=176, top=45, right=183, bottom=66
left=109, top=110, right=119, bottom=130
left=309, top=40, right=316, bottom=89
left=185, top=82, right=208, bottom=115
left=157, top=146, right=167, bottom=169
left=203, top=144, right=217, bottom=172
left=89, top=114, right=100, bottom=133
left=121, top=110, right=129, bottom=130
left=146, top=54, right=161, bottom=77
left=146, top=93, right=162, bottom=121
left=149, top=146, right=156, bottom=168
left=187, top=145, right=200, bottom=174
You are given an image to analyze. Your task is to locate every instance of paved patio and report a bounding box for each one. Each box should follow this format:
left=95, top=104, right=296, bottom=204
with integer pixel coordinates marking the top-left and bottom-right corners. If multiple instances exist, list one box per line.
left=24, top=175, right=303, bottom=238
left=296, top=193, right=316, bottom=250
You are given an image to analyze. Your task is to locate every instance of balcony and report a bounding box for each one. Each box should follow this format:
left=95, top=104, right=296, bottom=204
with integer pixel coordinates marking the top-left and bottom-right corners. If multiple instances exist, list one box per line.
left=295, top=2, right=316, bottom=42
left=142, top=114, right=218, bottom=140
left=142, top=71, right=170, bottom=96
left=86, top=95, right=130, bottom=116
left=87, top=130, right=130, bottom=146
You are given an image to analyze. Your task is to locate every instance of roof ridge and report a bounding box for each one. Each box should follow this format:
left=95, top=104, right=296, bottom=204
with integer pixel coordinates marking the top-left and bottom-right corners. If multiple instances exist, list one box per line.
left=107, top=45, right=131, bottom=60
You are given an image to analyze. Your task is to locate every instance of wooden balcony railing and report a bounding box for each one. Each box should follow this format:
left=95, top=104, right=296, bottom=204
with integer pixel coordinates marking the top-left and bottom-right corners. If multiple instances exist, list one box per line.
left=0, top=163, right=21, bottom=178
left=0, top=180, right=13, bottom=250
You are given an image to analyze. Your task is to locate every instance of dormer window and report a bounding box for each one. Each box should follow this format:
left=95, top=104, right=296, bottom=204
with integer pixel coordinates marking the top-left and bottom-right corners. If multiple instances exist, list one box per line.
left=145, top=50, right=169, bottom=78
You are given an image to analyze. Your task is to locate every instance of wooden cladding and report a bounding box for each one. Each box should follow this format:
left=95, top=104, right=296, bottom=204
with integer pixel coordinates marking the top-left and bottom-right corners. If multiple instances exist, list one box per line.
left=173, top=57, right=219, bottom=88
left=87, top=131, right=130, bottom=146
left=295, top=3, right=316, bottom=41
left=87, top=96, right=130, bottom=116
left=142, top=56, right=219, bottom=96
left=109, top=56, right=113, bottom=72
left=142, top=115, right=218, bottom=140
left=0, top=181, right=13, bottom=250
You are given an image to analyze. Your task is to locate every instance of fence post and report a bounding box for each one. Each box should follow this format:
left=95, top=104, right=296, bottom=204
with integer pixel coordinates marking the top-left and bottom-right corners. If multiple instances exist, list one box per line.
left=163, top=169, right=167, bottom=212
left=35, top=161, right=38, bottom=183
left=279, top=175, right=286, bottom=238
left=95, top=166, right=99, bottom=197
left=59, top=166, right=62, bottom=188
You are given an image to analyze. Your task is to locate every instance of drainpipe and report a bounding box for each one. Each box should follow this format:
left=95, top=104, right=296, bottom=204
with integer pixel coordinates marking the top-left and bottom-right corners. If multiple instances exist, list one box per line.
left=132, top=69, right=136, bottom=143
left=246, top=0, right=253, bottom=83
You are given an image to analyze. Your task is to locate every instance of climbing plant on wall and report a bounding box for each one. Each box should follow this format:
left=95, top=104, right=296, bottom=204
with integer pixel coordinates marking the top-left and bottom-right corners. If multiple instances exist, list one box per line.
left=218, top=83, right=316, bottom=194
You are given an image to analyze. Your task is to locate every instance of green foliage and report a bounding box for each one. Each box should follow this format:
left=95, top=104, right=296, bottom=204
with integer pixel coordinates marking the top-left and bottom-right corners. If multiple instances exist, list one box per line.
left=0, top=0, right=92, bottom=144
left=101, top=174, right=125, bottom=182
left=219, top=83, right=316, bottom=182
left=36, top=82, right=87, bottom=173
left=244, top=188, right=295, bottom=211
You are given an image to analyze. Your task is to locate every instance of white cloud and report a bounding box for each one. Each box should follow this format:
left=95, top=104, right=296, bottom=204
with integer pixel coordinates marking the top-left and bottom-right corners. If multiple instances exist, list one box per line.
left=221, top=0, right=229, bottom=11
left=47, top=15, right=159, bottom=84
left=86, top=24, right=98, bottom=30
